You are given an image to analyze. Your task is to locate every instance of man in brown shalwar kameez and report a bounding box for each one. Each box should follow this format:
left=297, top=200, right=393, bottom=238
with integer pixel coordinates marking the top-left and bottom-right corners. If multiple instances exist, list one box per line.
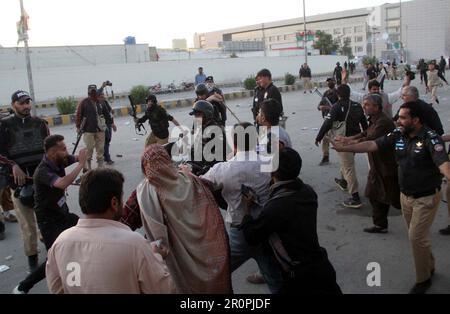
left=333, top=94, right=401, bottom=233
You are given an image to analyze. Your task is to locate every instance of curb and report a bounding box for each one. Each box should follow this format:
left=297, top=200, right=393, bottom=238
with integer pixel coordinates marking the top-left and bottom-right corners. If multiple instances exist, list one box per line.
left=38, top=76, right=363, bottom=127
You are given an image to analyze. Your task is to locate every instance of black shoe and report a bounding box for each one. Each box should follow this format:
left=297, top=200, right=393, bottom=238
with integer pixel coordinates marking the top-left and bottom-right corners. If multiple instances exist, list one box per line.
left=409, top=278, right=432, bottom=294
left=343, top=198, right=362, bottom=209
left=335, top=178, right=348, bottom=191
left=439, top=225, right=450, bottom=235
left=106, top=160, right=115, bottom=165
left=364, top=226, right=388, bottom=234
left=28, top=255, right=38, bottom=273
left=319, top=156, right=330, bottom=166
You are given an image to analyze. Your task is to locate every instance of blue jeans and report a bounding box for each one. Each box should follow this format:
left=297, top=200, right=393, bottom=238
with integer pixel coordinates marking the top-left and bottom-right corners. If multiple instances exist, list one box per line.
left=228, top=227, right=283, bottom=294
left=104, top=126, right=112, bottom=162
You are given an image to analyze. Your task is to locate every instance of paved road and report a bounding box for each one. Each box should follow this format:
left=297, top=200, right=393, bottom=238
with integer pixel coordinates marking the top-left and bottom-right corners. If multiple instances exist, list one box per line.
left=1, top=77, right=450, bottom=294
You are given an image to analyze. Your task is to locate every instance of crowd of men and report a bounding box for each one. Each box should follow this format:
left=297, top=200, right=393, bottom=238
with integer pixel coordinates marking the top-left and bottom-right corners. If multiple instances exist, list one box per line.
left=0, top=58, right=449, bottom=295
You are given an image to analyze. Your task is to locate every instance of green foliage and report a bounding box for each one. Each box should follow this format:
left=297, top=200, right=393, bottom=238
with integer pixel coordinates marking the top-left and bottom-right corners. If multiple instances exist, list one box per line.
left=362, top=56, right=378, bottom=66
left=313, top=30, right=340, bottom=55
left=130, top=85, right=149, bottom=104
left=284, top=73, right=296, bottom=85
left=56, top=97, right=77, bottom=115
left=244, top=76, right=257, bottom=90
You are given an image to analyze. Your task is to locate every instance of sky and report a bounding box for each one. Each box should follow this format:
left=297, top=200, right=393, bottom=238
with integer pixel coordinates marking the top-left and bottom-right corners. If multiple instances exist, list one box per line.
left=0, top=0, right=401, bottom=48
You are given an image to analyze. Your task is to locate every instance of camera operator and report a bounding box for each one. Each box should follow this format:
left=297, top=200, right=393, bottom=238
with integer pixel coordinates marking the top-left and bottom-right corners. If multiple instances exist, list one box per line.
left=0, top=90, right=50, bottom=272
left=75, top=84, right=111, bottom=170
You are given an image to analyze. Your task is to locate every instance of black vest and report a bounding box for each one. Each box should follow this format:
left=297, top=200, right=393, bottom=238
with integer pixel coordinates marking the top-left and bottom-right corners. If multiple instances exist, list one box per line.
left=1, top=115, right=47, bottom=168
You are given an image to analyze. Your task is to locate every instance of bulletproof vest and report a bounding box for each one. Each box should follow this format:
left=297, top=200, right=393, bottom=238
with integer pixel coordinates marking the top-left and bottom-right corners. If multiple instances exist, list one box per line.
left=2, top=116, right=46, bottom=168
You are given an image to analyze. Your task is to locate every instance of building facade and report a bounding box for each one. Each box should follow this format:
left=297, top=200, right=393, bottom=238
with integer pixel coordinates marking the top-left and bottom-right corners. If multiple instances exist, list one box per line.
left=194, top=0, right=450, bottom=63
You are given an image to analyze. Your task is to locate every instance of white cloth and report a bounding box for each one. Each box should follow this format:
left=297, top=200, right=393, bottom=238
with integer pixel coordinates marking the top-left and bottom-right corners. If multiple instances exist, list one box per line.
left=46, top=219, right=175, bottom=294
left=201, top=151, right=271, bottom=224
left=348, top=84, right=401, bottom=118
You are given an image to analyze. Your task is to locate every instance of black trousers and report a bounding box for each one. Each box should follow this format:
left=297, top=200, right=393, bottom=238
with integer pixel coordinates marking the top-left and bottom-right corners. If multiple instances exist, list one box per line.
left=18, top=213, right=79, bottom=293
left=279, top=257, right=342, bottom=295
left=438, top=71, right=448, bottom=84
left=370, top=199, right=390, bottom=229
left=420, top=71, right=428, bottom=86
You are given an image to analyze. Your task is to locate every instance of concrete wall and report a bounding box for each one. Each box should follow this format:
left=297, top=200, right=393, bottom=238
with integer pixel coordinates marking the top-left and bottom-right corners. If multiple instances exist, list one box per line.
left=0, top=44, right=151, bottom=70
left=0, top=55, right=347, bottom=105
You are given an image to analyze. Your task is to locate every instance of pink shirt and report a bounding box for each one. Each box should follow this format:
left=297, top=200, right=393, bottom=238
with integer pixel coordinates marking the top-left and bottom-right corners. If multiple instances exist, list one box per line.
left=46, top=219, right=176, bottom=294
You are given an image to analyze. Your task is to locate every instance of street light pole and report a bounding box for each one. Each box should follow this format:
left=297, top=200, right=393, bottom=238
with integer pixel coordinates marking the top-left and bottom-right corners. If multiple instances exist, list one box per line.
left=19, top=0, right=36, bottom=117
left=303, top=0, right=308, bottom=64
left=399, top=0, right=403, bottom=62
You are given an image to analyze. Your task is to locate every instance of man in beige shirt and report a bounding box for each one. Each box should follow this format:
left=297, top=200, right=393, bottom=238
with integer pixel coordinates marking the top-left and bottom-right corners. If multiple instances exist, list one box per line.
left=46, top=168, right=175, bottom=294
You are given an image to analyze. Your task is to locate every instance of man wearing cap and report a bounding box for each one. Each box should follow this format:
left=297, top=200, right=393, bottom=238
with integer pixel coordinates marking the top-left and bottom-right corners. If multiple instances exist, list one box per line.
left=135, top=94, right=180, bottom=147
left=252, top=69, right=283, bottom=126
left=317, top=78, right=339, bottom=166
left=75, top=85, right=110, bottom=170
left=0, top=90, right=50, bottom=272
left=240, top=147, right=342, bottom=294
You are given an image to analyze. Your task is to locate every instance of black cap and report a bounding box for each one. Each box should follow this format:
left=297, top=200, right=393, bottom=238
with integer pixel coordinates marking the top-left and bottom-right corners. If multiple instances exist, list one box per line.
left=205, top=76, right=214, bottom=83
left=276, top=147, right=302, bottom=180
left=11, top=90, right=32, bottom=103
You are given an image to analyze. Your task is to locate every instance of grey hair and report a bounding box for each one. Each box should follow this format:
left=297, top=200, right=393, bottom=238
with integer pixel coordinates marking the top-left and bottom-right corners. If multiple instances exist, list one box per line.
left=363, top=93, right=383, bottom=110
left=403, top=86, right=419, bottom=100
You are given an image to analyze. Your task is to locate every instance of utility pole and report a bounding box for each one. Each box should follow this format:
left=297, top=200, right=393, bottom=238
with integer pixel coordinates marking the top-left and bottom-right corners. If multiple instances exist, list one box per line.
left=399, top=0, right=403, bottom=62
left=19, top=0, right=37, bottom=117
left=303, top=0, right=308, bottom=64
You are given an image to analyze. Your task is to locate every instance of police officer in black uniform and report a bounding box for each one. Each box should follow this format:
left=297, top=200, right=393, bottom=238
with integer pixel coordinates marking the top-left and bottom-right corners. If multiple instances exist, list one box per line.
left=195, top=83, right=227, bottom=127
left=252, top=69, right=283, bottom=126
left=331, top=101, right=450, bottom=294
left=189, top=100, right=227, bottom=174
left=136, top=94, right=180, bottom=147
left=0, top=90, right=50, bottom=272
left=205, top=76, right=227, bottom=127
left=317, top=78, right=339, bottom=165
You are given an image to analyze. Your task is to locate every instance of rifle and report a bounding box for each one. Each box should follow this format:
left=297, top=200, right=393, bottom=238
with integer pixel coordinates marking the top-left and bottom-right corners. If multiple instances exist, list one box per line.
left=72, top=117, right=87, bottom=155
left=128, top=95, right=147, bottom=136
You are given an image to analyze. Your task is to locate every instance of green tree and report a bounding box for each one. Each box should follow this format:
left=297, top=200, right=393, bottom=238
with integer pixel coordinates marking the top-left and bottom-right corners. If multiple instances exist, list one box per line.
left=313, top=30, right=340, bottom=55
left=362, top=56, right=378, bottom=66
left=339, top=37, right=354, bottom=59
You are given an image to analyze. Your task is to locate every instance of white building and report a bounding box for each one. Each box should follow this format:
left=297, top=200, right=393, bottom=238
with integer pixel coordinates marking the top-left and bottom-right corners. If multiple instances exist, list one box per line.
left=194, top=0, right=450, bottom=63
